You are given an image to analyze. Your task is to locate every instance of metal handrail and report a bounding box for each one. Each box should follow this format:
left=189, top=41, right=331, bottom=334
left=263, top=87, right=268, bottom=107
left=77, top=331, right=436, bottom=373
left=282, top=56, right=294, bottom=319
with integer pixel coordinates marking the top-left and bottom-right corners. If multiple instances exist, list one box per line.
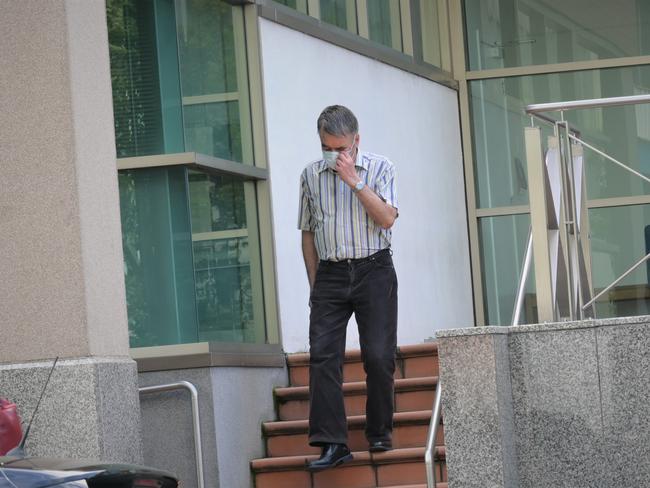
left=568, top=134, right=650, bottom=185
left=517, top=94, right=650, bottom=323
left=582, top=252, right=650, bottom=310
left=526, top=94, right=650, bottom=114
left=139, top=381, right=205, bottom=488
left=425, top=381, right=443, bottom=488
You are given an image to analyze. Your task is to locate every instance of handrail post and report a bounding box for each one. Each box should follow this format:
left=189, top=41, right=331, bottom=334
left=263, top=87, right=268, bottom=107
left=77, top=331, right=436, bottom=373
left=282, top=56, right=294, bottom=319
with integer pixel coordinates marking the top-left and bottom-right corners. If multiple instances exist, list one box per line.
left=425, top=380, right=443, bottom=488
left=139, top=381, right=205, bottom=488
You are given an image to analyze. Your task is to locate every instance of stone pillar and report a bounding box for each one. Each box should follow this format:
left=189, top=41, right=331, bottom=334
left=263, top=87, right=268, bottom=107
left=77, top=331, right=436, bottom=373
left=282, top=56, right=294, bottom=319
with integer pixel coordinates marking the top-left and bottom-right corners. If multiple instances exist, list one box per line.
left=437, top=329, right=518, bottom=488
left=0, top=0, right=141, bottom=462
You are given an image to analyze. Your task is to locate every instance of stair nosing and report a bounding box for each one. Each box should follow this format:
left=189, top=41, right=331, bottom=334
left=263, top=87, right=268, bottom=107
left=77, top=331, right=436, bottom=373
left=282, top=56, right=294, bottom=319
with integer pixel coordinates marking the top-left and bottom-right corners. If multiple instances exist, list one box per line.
left=263, top=409, right=435, bottom=435
left=286, top=342, right=438, bottom=367
left=251, top=446, right=446, bottom=472
left=275, top=376, right=438, bottom=401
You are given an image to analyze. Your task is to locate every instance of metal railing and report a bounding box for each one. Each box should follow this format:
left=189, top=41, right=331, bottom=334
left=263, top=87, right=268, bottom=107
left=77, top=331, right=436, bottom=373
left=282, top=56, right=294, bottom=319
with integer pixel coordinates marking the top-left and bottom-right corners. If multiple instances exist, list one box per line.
left=139, top=381, right=205, bottom=488
left=424, top=381, right=443, bottom=488
left=511, top=94, right=650, bottom=325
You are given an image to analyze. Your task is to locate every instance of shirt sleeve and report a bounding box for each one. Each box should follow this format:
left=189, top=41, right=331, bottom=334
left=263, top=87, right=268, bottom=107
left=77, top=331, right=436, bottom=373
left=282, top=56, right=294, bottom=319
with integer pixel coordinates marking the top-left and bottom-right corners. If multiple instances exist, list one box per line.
left=376, top=160, right=399, bottom=210
left=298, top=171, right=315, bottom=231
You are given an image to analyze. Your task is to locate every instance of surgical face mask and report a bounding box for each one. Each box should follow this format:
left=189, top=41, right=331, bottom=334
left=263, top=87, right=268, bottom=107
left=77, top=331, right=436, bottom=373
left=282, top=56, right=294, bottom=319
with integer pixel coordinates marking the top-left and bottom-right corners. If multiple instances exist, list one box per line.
left=322, top=150, right=339, bottom=169
left=322, top=142, right=356, bottom=170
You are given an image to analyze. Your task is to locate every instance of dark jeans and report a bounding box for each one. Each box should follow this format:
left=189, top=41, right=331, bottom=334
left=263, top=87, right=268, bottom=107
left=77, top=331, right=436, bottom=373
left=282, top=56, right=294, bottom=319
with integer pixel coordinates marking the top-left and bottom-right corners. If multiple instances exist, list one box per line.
left=308, top=248, right=398, bottom=446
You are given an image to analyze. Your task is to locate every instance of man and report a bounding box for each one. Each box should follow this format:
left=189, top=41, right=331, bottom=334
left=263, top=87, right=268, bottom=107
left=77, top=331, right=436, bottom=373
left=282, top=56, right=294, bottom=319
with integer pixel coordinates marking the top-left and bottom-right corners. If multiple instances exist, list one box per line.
left=298, top=105, right=399, bottom=471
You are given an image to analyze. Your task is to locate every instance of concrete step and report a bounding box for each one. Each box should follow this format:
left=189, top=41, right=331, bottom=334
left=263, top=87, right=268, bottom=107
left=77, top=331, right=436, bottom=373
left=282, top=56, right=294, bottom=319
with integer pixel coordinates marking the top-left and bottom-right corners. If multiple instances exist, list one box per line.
left=275, top=376, right=438, bottom=421
left=251, top=446, right=447, bottom=488
left=264, top=410, right=444, bottom=457
left=381, top=485, right=447, bottom=488
left=287, top=343, right=439, bottom=387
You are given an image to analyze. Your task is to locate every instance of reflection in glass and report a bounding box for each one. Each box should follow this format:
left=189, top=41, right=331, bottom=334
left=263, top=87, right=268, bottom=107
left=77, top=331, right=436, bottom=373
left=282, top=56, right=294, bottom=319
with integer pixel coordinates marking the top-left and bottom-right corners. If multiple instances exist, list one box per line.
left=420, top=0, right=440, bottom=66
left=118, top=167, right=265, bottom=346
left=107, top=0, right=165, bottom=157
left=589, top=205, right=650, bottom=318
left=367, top=0, right=401, bottom=51
left=119, top=167, right=198, bottom=347
left=176, top=0, right=252, bottom=163
left=188, top=171, right=264, bottom=343
left=464, top=0, right=650, bottom=71
left=319, top=0, right=355, bottom=32
left=470, top=66, right=650, bottom=209
left=107, top=0, right=252, bottom=161
left=184, top=102, right=243, bottom=162
left=479, top=214, right=537, bottom=326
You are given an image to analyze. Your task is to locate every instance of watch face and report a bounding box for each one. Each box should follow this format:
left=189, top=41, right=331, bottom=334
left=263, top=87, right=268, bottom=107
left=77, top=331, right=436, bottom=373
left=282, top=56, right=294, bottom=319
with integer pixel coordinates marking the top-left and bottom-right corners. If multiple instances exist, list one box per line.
left=355, top=181, right=364, bottom=192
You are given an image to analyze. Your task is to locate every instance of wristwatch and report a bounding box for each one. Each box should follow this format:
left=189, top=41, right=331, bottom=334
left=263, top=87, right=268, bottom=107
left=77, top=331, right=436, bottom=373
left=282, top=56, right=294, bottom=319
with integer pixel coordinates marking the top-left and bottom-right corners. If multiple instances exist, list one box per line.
left=352, top=180, right=365, bottom=193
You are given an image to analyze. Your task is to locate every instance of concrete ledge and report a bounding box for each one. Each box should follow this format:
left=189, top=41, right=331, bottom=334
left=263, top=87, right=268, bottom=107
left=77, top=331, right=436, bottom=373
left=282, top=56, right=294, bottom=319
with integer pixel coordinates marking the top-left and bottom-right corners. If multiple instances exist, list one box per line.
left=436, top=315, right=650, bottom=488
left=436, top=314, right=650, bottom=338
left=0, top=356, right=141, bottom=463
left=131, top=342, right=286, bottom=372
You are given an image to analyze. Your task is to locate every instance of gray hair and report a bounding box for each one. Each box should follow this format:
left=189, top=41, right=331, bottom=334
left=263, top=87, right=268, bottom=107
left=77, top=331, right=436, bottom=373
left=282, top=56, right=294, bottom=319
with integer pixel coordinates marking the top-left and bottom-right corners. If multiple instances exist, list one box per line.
left=317, top=105, right=358, bottom=137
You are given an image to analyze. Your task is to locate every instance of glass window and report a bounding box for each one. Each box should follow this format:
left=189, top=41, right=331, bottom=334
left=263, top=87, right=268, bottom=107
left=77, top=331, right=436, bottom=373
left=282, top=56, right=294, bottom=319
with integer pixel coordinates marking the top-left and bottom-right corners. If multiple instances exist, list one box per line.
left=589, top=204, right=650, bottom=318
left=366, top=0, right=401, bottom=51
left=176, top=0, right=253, bottom=163
left=469, top=65, right=650, bottom=209
left=464, top=0, right=650, bottom=71
left=318, top=0, right=357, bottom=33
left=107, top=0, right=252, bottom=162
left=420, top=0, right=442, bottom=68
left=479, top=214, right=537, bottom=326
left=107, top=0, right=166, bottom=157
left=119, top=167, right=265, bottom=347
left=119, top=167, right=198, bottom=347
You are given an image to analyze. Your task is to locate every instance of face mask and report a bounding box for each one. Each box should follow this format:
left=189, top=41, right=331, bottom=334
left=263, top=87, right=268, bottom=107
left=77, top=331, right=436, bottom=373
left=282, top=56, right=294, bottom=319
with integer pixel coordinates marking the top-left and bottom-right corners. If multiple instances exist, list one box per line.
left=322, top=143, right=356, bottom=170
left=322, top=150, right=339, bottom=169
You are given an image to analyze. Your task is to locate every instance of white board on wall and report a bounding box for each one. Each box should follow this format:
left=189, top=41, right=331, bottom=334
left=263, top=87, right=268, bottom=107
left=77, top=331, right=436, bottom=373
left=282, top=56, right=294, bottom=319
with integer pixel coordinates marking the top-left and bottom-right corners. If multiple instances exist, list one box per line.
left=259, top=18, right=474, bottom=353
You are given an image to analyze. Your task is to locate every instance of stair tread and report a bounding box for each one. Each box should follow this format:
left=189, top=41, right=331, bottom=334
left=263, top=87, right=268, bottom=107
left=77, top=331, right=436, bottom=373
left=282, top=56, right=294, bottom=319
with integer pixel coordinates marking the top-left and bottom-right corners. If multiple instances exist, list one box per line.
left=287, top=342, right=438, bottom=367
left=276, top=376, right=438, bottom=400
left=264, top=410, right=436, bottom=435
left=251, top=446, right=446, bottom=472
left=382, top=484, right=447, bottom=488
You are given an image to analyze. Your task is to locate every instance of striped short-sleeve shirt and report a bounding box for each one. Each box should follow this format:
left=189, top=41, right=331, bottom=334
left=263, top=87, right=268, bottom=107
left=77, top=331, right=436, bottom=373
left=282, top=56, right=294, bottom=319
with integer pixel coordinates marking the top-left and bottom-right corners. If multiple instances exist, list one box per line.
left=298, top=150, right=398, bottom=261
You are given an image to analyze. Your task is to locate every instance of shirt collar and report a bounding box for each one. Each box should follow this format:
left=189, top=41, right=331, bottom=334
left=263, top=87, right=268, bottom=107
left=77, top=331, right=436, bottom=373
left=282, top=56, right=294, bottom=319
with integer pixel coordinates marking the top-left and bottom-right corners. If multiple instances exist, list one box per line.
left=316, top=149, right=368, bottom=174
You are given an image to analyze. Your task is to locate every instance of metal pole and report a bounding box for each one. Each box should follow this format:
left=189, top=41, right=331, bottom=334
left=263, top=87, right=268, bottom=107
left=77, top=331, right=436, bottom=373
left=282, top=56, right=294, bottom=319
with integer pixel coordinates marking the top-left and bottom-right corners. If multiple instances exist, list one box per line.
left=559, top=119, right=582, bottom=319
left=139, top=381, right=204, bottom=488
left=582, top=252, right=650, bottom=310
left=568, top=134, right=650, bottom=185
left=512, top=227, right=533, bottom=326
left=556, top=117, right=575, bottom=319
left=425, top=382, right=443, bottom=488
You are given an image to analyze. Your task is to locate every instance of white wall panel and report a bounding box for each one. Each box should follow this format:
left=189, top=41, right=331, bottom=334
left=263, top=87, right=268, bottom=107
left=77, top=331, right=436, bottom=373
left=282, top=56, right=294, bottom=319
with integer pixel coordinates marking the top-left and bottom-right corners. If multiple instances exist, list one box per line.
left=259, top=18, right=473, bottom=352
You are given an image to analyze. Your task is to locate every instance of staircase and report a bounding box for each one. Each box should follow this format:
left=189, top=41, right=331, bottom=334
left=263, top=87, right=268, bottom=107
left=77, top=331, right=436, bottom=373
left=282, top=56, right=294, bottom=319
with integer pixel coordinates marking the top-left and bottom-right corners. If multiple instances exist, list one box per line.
left=251, top=342, right=446, bottom=488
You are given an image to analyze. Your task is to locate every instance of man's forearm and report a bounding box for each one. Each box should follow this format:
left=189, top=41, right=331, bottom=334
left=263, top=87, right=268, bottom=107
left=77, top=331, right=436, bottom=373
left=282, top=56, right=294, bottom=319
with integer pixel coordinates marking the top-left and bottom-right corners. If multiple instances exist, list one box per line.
left=355, top=187, right=397, bottom=229
left=302, top=231, right=319, bottom=289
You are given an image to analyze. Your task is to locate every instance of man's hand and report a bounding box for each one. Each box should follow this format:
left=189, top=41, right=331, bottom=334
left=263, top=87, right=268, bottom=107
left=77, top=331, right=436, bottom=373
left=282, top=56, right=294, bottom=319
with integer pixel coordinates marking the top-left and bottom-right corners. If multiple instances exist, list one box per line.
left=335, top=149, right=360, bottom=188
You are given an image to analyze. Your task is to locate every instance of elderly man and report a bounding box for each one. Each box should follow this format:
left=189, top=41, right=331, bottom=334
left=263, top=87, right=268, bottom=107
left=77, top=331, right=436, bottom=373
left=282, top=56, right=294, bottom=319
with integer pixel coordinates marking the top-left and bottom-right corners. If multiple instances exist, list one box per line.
left=298, top=105, right=399, bottom=471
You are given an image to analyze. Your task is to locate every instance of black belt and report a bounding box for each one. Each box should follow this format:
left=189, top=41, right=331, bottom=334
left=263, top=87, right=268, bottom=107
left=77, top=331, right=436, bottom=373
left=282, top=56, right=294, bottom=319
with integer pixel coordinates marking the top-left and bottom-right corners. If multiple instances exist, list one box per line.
left=321, top=248, right=392, bottom=266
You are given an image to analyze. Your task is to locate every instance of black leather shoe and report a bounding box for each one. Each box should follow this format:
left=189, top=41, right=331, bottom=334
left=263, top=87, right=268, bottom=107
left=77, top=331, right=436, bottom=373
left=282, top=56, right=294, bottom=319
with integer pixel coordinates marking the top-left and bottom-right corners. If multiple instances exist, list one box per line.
left=369, top=440, right=392, bottom=452
left=307, top=443, right=353, bottom=471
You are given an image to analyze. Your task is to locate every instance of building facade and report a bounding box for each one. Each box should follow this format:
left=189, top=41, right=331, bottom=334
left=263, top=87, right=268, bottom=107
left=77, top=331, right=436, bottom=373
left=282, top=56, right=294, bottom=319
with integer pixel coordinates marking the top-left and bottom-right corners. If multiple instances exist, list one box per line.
left=2, top=0, right=650, bottom=487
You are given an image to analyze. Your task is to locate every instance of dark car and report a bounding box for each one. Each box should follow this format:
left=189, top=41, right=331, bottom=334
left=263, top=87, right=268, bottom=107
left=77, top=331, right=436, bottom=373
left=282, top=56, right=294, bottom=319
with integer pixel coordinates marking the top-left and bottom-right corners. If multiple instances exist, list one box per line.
left=0, top=456, right=178, bottom=488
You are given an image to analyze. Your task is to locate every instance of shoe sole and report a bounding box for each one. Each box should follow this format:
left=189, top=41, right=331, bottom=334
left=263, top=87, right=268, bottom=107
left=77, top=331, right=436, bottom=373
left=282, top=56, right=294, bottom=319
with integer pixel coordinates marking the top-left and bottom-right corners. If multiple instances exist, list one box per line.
left=369, top=446, right=392, bottom=453
left=307, top=453, right=353, bottom=472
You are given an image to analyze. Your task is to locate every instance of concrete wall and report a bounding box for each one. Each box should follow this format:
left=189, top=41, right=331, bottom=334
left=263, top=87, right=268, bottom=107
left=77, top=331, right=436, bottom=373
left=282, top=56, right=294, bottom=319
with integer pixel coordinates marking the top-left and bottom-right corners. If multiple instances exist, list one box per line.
left=139, top=365, right=286, bottom=488
left=0, top=0, right=139, bottom=462
left=259, top=18, right=474, bottom=352
left=437, top=316, right=650, bottom=488
left=0, top=0, right=129, bottom=362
